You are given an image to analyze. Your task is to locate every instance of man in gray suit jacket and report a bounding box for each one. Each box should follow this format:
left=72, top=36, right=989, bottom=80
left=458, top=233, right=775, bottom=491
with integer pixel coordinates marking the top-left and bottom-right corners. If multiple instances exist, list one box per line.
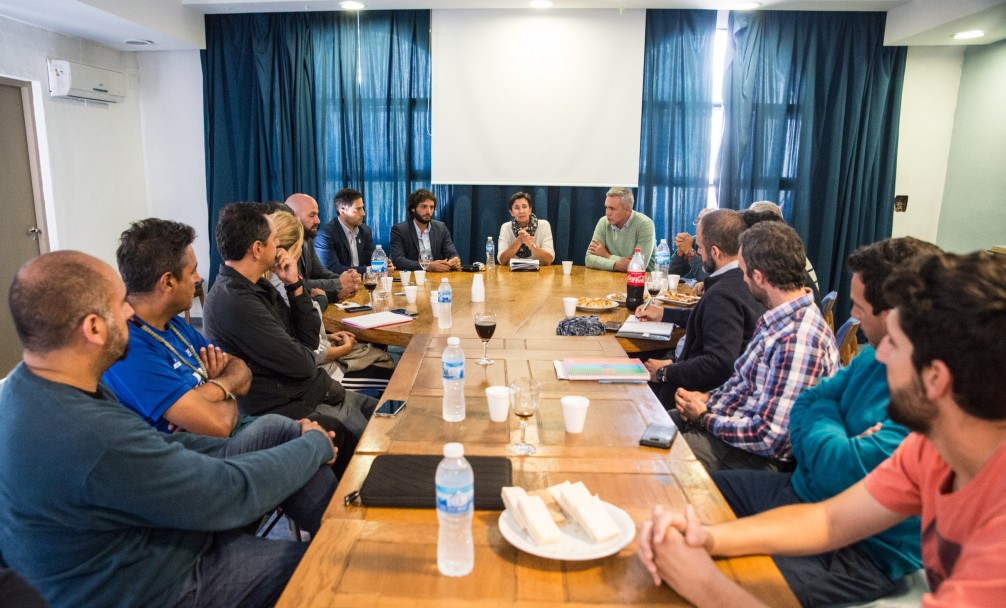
left=389, top=189, right=461, bottom=272
left=285, top=193, right=360, bottom=306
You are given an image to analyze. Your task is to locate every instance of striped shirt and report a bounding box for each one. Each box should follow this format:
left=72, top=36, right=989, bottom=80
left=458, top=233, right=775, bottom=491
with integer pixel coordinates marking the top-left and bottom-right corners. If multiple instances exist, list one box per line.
left=701, top=290, right=839, bottom=460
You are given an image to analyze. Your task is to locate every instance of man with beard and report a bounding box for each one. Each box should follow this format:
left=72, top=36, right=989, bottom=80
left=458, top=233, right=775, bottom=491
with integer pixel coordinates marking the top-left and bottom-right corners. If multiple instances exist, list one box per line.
left=0, top=251, right=338, bottom=607
left=702, top=237, right=940, bottom=606
left=389, top=188, right=461, bottom=272
left=673, top=221, right=839, bottom=471
left=284, top=193, right=360, bottom=306
left=314, top=188, right=390, bottom=275
left=635, top=209, right=765, bottom=408
left=637, top=250, right=1006, bottom=608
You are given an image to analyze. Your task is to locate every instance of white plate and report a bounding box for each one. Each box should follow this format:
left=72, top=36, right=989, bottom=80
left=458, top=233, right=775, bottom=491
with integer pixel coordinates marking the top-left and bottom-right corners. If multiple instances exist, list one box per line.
left=498, top=501, right=636, bottom=561
left=576, top=303, right=620, bottom=312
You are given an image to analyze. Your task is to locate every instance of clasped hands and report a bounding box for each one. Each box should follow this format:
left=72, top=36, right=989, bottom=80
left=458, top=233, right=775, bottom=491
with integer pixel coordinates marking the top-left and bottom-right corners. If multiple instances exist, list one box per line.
left=588, top=239, right=633, bottom=271
left=298, top=418, right=338, bottom=466
left=638, top=505, right=720, bottom=600
left=426, top=257, right=461, bottom=272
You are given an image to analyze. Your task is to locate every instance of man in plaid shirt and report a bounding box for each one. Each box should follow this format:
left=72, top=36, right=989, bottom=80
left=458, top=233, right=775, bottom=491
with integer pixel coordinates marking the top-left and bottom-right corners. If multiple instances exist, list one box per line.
left=674, top=222, right=839, bottom=471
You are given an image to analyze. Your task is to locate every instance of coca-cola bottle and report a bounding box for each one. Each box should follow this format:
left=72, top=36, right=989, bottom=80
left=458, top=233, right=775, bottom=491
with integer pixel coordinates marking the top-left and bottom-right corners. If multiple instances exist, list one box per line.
left=626, top=247, right=646, bottom=311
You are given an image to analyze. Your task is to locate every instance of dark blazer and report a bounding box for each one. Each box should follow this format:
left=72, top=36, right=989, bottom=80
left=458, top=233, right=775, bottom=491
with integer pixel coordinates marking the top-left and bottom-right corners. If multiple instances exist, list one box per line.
left=298, top=236, right=344, bottom=308
left=651, top=267, right=765, bottom=408
left=315, top=219, right=375, bottom=275
left=389, top=219, right=460, bottom=271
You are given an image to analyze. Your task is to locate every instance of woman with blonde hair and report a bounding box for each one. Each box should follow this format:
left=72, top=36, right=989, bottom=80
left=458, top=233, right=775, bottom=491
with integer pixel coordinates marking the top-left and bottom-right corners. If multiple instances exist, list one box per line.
left=268, top=210, right=393, bottom=397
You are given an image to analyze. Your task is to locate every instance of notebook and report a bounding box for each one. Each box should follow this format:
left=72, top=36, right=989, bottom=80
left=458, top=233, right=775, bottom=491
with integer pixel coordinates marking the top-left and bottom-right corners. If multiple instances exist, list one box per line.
left=615, top=316, right=676, bottom=341
left=509, top=258, right=540, bottom=272
left=554, top=357, right=649, bottom=382
left=341, top=311, right=414, bottom=329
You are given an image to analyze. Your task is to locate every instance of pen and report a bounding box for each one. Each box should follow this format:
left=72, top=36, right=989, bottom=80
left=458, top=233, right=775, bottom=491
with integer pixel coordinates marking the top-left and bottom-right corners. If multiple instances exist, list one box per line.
left=637, top=297, right=651, bottom=316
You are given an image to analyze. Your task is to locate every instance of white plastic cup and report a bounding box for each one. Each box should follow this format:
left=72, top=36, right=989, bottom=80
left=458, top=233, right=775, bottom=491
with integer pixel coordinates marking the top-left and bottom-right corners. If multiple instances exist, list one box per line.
left=382, top=276, right=394, bottom=293
left=562, top=261, right=573, bottom=276
left=404, top=285, right=418, bottom=304
left=399, top=270, right=411, bottom=286
left=430, top=290, right=440, bottom=317
left=562, top=297, right=578, bottom=317
left=667, top=274, right=681, bottom=293
left=485, top=386, right=510, bottom=422
left=560, top=396, right=590, bottom=433
left=414, top=270, right=427, bottom=286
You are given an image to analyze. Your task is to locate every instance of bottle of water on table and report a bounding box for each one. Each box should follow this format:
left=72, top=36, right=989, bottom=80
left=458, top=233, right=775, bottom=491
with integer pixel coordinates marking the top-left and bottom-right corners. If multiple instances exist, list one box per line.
left=655, top=238, right=671, bottom=276
left=442, top=336, right=466, bottom=422
left=438, top=278, right=453, bottom=329
left=371, top=245, right=388, bottom=279
left=486, top=237, right=495, bottom=269
left=436, top=441, right=474, bottom=576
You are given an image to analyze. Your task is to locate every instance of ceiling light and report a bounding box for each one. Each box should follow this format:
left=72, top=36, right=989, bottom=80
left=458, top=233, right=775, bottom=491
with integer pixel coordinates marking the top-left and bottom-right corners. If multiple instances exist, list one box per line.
left=529, top=1, right=553, bottom=8
left=953, top=30, right=985, bottom=40
left=340, top=1, right=365, bottom=10
left=732, top=2, right=762, bottom=9
left=125, top=39, right=154, bottom=46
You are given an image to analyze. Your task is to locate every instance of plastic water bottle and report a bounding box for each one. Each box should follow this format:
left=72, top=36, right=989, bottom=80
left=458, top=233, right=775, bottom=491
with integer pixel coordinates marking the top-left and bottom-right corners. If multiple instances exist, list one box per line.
left=436, top=442, right=474, bottom=576
left=441, top=337, right=466, bottom=422
left=485, top=237, right=495, bottom=269
left=655, top=238, right=671, bottom=276
left=371, top=245, right=388, bottom=277
left=626, top=247, right=646, bottom=311
left=438, top=278, right=453, bottom=329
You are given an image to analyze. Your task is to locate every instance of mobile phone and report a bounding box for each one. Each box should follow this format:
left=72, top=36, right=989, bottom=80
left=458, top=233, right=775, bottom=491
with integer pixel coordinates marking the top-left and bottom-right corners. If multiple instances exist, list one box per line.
left=639, top=422, right=678, bottom=449
left=375, top=400, right=406, bottom=417
left=603, top=320, right=622, bottom=332
left=390, top=308, right=418, bottom=317
left=344, top=305, right=373, bottom=313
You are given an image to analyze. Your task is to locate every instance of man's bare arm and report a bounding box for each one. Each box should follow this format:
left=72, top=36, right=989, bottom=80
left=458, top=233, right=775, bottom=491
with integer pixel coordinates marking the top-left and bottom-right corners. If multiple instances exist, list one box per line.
left=163, top=356, right=251, bottom=437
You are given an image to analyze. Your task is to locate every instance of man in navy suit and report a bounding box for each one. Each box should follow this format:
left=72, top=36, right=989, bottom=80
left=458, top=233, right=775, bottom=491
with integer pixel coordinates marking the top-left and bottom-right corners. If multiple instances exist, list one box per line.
left=389, top=189, right=461, bottom=272
left=314, top=189, right=388, bottom=275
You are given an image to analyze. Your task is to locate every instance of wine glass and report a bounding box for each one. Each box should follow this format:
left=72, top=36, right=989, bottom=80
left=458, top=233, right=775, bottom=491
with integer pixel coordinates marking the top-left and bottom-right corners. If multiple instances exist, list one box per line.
left=647, top=271, right=664, bottom=301
left=509, top=378, right=541, bottom=455
left=419, top=252, right=432, bottom=272
left=362, top=270, right=379, bottom=306
left=474, top=312, right=496, bottom=366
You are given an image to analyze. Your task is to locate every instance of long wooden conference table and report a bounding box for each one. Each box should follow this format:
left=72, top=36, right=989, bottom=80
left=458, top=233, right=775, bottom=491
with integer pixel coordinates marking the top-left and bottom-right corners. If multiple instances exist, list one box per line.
left=277, top=265, right=798, bottom=607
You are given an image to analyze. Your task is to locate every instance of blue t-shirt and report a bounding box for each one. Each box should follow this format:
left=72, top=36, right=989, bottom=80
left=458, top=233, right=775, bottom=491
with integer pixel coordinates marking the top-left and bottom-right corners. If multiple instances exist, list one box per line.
left=103, top=317, right=210, bottom=433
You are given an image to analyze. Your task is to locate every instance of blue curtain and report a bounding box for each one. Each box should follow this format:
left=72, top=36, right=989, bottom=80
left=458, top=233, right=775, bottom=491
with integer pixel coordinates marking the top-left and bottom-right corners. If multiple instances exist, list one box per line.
left=202, top=11, right=430, bottom=280
left=637, top=9, right=717, bottom=240
left=718, top=11, right=906, bottom=319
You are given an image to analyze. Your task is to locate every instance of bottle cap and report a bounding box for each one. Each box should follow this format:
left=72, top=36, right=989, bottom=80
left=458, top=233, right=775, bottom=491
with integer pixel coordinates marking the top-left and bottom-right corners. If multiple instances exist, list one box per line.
left=442, top=277, right=449, bottom=283
left=634, top=247, right=641, bottom=252
left=444, top=442, right=464, bottom=458
left=447, top=337, right=461, bottom=346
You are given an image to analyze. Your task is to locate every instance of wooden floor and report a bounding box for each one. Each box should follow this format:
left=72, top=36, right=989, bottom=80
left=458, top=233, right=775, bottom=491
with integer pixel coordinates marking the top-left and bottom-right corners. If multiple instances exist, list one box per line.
left=279, top=265, right=798, bottom=607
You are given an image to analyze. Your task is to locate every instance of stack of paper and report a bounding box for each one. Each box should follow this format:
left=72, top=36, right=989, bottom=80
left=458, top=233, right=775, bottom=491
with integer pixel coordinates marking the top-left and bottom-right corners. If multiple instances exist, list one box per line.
left=341, top=311, right=414, bottom=329
left=509, top=258, right=540, bottom=271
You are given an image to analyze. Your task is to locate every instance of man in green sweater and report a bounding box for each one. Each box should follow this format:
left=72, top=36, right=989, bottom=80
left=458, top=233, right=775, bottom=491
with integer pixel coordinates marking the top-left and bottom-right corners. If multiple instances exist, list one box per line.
left=585, top=186, right=655, bottom=271
left=641, top=236, right=940, bottom=606
left=0, top=251, right=338, bottom=608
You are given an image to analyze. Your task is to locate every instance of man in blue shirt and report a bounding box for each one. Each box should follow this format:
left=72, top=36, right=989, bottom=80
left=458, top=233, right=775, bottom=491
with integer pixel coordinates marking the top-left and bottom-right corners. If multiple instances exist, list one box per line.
left=1, top=250, right=337, bottom=607
left=103, top=218, right=250, bottom=436
left=706, top=237, right=940, bottom=606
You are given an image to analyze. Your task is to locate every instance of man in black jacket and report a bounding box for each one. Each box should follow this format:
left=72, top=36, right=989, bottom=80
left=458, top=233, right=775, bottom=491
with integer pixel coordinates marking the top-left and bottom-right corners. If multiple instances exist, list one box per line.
left=635, top=209, right=765, bottom=410
left=203, top=203, right=376, bottom=439
left=285, top=193, right=360, bottom=306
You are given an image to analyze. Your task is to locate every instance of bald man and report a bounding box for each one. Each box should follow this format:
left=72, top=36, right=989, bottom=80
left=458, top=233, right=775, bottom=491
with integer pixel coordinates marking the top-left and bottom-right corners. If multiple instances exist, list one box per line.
left=0, top=251, right=337, bottom=608
left=285, top=193, right=360, bottom=306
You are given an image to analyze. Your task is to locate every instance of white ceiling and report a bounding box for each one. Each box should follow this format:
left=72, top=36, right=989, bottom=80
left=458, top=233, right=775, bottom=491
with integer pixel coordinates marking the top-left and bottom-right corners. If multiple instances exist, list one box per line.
left=0, top=0, right=1003, bottom=51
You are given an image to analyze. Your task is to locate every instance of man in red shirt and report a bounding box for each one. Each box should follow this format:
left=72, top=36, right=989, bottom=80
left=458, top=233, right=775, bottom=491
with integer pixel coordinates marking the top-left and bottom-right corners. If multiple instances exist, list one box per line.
left=638, top=250, right=1006, bottom=607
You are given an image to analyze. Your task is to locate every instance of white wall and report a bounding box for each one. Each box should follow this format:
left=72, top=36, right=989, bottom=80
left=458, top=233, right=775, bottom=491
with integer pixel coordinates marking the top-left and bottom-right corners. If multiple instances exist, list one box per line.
left=137, top=50, right=209, bottom=293
left=0, top=16, right=149, bottom=266
left=891, top=45, right=964, bottom=243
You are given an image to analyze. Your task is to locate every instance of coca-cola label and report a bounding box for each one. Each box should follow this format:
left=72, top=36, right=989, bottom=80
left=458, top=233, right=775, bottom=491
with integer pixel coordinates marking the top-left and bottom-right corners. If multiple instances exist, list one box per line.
left=627, top=270, right=645, bottom=287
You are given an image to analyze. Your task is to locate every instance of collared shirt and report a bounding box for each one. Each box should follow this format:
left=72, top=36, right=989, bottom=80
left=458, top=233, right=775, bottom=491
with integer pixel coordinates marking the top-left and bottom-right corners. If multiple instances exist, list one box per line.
left=339, top=217, right=360, bottom=267
left=413, top=221, right=432, bottom=258
left=702, top=290, right=839, bottom=460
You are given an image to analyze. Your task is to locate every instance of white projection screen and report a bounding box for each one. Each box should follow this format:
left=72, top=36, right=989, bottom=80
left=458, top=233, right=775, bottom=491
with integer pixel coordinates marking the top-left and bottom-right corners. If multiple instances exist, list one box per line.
left=431, top=9, right=646, bottom=187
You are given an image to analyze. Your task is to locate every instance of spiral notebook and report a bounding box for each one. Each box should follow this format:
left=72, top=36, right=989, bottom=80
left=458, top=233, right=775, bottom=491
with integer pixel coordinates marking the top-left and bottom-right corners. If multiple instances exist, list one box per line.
left=554, top=358, right=649, bottom=382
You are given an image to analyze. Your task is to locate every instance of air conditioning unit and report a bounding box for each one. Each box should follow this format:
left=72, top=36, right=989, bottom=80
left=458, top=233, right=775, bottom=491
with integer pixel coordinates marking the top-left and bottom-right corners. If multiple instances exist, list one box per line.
left=47, top=59, right=126, bottom=103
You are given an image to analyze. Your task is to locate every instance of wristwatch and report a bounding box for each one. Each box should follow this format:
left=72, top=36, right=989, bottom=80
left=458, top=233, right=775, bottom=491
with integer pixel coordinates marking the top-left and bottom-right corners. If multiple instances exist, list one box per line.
left=656, top=365, right=669, bottom=383
left=284, top=278, right=305, bottom=293
left=692, top=410, right=710, bottom=430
